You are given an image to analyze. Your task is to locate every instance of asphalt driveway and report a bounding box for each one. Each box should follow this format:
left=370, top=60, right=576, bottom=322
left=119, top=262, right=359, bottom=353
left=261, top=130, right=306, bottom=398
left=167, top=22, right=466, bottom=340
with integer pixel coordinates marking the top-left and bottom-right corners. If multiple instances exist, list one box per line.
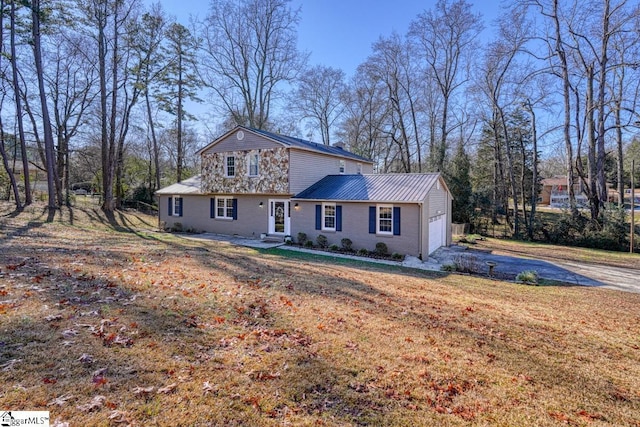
left=432, top=246, right=640, bottom=294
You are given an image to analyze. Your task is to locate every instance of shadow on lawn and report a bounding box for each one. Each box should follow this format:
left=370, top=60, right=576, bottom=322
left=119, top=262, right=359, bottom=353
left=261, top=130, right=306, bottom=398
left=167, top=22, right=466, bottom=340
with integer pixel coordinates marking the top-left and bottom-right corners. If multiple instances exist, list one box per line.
left=2, top=220, right=639, bottom=425
left=0, top=236, right=390, bottom=424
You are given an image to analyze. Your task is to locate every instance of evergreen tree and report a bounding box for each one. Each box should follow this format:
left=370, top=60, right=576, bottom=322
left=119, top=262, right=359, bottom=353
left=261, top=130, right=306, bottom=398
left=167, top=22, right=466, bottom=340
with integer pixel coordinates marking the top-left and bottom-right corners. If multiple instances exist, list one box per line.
left=446, top=141, right=473, bottom=223
left=156, top=23, right=201, bottom=183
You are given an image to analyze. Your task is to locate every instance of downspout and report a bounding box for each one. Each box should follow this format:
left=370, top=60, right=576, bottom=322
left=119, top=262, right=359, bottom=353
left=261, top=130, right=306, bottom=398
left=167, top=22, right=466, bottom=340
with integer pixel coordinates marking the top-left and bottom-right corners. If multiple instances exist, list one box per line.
left=419, top=202, right=424, bottom=260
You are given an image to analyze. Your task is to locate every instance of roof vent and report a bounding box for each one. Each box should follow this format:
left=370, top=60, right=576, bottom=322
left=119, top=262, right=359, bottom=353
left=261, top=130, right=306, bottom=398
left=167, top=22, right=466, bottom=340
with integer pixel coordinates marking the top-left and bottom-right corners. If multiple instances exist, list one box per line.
left=332, top=141, right=344, bottom=150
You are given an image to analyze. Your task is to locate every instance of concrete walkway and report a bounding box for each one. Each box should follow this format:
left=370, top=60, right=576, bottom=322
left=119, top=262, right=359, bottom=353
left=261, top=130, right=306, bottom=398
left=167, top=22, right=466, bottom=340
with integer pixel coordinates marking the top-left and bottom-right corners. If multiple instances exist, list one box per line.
left=179, top=233, right=640, bottom=294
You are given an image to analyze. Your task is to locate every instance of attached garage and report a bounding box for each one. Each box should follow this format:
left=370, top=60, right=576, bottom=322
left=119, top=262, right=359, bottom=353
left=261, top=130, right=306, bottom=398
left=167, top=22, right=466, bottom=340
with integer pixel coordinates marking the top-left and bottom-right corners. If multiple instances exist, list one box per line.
left=292, top=173, right=453, bottom=258
left=428, top=214, right=446, bottom=255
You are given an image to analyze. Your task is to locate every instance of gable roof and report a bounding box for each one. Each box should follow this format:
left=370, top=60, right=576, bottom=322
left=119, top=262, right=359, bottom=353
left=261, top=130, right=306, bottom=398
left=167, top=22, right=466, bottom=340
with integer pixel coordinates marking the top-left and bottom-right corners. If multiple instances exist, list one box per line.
left=293, top=173, right=445, bottom=203
left=196, top=126, right=373, bottom=164
left=156, top=175, right=202, bottom=195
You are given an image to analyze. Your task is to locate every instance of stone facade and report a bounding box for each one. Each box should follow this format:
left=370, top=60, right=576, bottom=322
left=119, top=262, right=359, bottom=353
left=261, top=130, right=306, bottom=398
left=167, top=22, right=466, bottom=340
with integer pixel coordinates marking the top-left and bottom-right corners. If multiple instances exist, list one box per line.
left=201, top=147, right=290, bottom=194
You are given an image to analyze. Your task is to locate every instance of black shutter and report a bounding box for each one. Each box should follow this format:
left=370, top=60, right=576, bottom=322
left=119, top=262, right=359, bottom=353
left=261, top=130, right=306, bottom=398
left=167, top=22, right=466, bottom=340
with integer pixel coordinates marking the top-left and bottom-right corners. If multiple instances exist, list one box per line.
left=178, top=198, right=183, bottom=217
left=393, top=207, right=401, bottom=235
left=232, top=199, right=238, bottom=220
left=369, top=206, right=376, bottom=234
left=315, top=204, right=321, bottom=230
left=336, top=205, right=342, bottom=231
left=210, top=198, right=215, bottom=218
left=168, top=197, right=173, bottom=216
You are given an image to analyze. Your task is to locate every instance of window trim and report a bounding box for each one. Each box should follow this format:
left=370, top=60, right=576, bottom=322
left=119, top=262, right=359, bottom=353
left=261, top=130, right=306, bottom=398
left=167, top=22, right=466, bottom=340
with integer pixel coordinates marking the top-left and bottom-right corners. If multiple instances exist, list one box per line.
left=215, top=196, right=234, bottom=219
left=322, top=202, right=336, bottom=232
left=248, top=152, right=259, bottom=177
left=172, top=195, right=182, bottom=217
left=339, top=159, right=346, bottom=174
left=225, top=155, right=236, bottom=178
left=377, top=204, right=393, bottom=235
left=357, top=163, right=362, bottom=174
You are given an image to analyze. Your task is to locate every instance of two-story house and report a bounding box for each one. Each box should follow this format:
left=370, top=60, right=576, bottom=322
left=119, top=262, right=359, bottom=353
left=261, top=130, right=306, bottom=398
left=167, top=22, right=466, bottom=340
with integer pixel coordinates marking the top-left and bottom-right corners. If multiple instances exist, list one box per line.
left=156, top=126, right=452, bottom=258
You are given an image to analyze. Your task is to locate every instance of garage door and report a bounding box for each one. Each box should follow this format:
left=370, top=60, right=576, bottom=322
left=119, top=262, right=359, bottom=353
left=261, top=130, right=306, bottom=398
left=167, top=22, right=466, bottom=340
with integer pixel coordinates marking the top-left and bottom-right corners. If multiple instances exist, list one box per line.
left=428, top=214, right=446, bottom=255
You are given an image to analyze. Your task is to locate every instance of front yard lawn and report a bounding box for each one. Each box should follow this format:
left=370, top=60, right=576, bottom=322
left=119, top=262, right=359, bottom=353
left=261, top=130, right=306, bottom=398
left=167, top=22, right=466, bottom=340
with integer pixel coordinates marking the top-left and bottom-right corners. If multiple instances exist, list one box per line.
left=1, top=203, right=639, bottom=426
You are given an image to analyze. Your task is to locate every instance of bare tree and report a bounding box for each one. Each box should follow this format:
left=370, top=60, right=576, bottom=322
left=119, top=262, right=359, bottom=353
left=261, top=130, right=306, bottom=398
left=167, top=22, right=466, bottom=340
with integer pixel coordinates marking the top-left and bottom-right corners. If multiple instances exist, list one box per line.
left=200, top=0, right=307, bottom=129
left=290, top=65, right=346, bottom=145
left=361, top=33, right=423, bottom=172
left=0, top=1, right=21, bottom=207
left=338, top=65, right=391, bottom=171
left=409, top=0, right=483, bottom=172
left=47, top=31, right=97, bottom=206
left=31, top=0, right=59, bottom=210
left=8, top=0, right=31, bottom=207
left=78, top=0, right=141, bottom=211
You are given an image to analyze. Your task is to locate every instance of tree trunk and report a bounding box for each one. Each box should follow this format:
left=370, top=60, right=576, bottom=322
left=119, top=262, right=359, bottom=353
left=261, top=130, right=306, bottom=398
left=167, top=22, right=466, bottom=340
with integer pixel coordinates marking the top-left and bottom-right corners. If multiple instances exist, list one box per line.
left=552, top=0, right=578, bottom=216
left=615, top=98, right=623, bottom=207
left=498, top=109, right=520, bottom=237
left=595, top=0, right=610, bottom=209
left=586, top=64, right=600, bottom=220
left=525, top=100, right=539, bottom=240
left=98, top=2, right=111, bottom=211
left=145, top=90, right=161, bottom=191
left=31, top=0, right=58, bottom=210
left=0, top=117, right=22, bottom=209
left=10, top=1, right=31, bottom=206
left=177, top=49, right=183, bottom=182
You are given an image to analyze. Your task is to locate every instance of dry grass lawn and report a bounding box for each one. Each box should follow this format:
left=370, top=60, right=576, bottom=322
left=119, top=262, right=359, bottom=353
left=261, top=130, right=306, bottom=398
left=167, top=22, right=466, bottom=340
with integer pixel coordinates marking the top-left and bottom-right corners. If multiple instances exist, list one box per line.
left=1, top=201, right=639, bottom=426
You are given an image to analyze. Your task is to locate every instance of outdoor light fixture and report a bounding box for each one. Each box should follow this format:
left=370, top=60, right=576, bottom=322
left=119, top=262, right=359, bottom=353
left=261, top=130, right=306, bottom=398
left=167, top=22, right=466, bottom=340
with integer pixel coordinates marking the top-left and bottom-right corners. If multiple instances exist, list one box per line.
left=259, top=202, right=264, bottom=208
left=294, top=203, right=299, bottom=210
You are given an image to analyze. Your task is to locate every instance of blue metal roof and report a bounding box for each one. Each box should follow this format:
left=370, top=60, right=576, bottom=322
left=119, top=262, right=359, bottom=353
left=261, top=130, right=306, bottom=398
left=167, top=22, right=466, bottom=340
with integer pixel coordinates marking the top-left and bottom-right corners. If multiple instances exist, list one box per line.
left=247, top=127, right=373, bottom=163
left=293, top=173, right=442, bottom=203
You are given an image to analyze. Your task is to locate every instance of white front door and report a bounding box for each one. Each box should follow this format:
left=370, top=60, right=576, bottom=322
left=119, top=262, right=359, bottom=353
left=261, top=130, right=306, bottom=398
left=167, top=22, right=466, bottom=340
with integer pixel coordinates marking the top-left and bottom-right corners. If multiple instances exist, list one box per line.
left=268, top=199, right=290, bottom=235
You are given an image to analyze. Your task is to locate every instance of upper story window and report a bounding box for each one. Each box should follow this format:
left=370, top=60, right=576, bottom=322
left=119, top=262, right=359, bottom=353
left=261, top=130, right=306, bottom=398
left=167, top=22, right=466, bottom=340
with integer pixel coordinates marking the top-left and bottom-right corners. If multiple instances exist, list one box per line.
left=248, top=153, right=259, bottom=177
left=322, top=203, right=336, bottom=231
left=357, top=163, right=362, bottom=174
left=225, top=155, right=235, bottom=177
left=377, top=205, right=393, bottom=235
left=339, top=160, right=345, bottom=174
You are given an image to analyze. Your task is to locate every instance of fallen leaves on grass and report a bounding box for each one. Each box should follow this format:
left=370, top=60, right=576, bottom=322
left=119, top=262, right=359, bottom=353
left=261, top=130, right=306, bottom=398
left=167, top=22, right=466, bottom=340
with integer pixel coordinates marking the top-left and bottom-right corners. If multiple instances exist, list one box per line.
left=76, top=395, right=106, bottom=412
left=78, top=353, right=94, bottom=364
left=132, top=386, right=155, bottom=396
left=202, top=381, right=216, bottom=395
left=1, top=358, right=22, bottom=371
left=108, top=410, right=131, bottom=424
left=47, top=394, right=74, bottom=407
left=247, top=370, right=281, bottom=381
left=157, top=383, right=178, bottom=394
left=61, top=329, right=78, bottom=338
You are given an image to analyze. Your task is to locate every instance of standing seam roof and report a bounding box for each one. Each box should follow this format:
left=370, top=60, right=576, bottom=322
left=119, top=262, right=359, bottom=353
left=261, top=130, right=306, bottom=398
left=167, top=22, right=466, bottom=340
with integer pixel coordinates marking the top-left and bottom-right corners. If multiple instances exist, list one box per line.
left=293, top=174, right=441, bottom=202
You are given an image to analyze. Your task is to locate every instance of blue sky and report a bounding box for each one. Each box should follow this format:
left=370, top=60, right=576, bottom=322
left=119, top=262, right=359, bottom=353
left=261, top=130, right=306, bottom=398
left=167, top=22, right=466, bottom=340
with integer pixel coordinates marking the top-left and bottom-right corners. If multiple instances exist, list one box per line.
left=159, top=0, right=502, bottom=78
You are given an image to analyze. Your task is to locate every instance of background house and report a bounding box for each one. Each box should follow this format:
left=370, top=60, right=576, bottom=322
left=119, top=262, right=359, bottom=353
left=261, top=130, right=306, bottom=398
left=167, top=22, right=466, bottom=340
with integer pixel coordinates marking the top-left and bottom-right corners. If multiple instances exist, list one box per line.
left=540, top=177, right=588, bottom=207
left=157, top=126, right=452, bottom=257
